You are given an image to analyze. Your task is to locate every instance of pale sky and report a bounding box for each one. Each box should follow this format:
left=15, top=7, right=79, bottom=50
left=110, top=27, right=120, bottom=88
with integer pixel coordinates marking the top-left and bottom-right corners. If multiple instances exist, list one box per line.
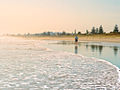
left=0, top=0, right=120, bottom=34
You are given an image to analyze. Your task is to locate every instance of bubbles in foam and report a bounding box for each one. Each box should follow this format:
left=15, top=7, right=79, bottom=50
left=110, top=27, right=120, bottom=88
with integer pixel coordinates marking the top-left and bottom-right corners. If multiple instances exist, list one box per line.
left=0, top=36, right=119, bottom=89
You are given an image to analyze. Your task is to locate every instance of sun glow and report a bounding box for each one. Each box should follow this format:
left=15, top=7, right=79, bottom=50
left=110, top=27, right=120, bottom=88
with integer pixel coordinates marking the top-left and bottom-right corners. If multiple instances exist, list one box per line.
left=0, top=0, right=120, bottom=34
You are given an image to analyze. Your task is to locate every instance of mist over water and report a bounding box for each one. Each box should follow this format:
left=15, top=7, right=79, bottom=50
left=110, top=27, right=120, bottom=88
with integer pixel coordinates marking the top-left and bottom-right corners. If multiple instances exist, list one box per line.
left=0, top=36, right=120, bottom=89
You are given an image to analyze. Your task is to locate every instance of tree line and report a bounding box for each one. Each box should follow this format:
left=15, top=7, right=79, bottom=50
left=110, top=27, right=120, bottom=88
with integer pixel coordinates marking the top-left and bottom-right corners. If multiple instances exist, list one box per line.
left=9, top=24, right=119, bottom=36
left=85, top=25, right=119, bottom=35
left=39, top=24, right=119, bottom=36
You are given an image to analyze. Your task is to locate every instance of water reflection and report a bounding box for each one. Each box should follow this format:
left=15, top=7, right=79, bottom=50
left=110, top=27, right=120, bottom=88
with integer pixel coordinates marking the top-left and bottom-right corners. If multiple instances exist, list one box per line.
left=86, top=44, right=88, bottom=49
left=99, top=46, right=103, bottom=55
left=85, top=44, right=119, bottom=56
left=54, top=41, right=119, bottom=57
left=88, top=45, right=103, bottom=54
left=91, top=45, right=96, bottom=52
left=113, top=46, right=118, bottom=56
left=51, top=41, right=120, bottom=68
left=75, top=45, right=78, bottom=54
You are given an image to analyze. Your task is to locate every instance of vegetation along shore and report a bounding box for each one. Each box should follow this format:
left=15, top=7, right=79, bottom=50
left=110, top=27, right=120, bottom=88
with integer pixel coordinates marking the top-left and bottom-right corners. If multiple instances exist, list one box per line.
left=9, top=25, right=120, bottom=43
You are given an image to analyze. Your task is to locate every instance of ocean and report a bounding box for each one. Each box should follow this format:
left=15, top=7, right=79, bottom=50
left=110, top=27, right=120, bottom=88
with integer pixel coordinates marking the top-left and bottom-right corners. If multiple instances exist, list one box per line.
left=0, top=36, right=119, bottom=89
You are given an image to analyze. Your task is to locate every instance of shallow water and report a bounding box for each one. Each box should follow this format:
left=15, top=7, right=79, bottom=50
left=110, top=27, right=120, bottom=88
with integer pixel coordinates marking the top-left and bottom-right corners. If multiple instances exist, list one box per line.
left=0, top=37, right=120, bottom=89
left=46, top=40, right=120, bottom=69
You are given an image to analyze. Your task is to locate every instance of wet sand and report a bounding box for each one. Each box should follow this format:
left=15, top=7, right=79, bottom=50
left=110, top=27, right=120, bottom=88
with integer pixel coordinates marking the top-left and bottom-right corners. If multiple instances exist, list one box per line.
left=18, top=34, right=120, bottom=43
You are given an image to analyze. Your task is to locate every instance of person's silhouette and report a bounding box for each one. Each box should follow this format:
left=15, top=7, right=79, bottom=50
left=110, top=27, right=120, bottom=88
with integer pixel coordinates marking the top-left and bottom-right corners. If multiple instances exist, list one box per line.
left=75, top=36, right=78, bottom=43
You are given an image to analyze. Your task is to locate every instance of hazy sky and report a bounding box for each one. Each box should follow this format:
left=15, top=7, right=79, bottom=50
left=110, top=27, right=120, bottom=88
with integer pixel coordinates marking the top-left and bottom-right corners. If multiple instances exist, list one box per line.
left=0, top=0, right=120, bottom=34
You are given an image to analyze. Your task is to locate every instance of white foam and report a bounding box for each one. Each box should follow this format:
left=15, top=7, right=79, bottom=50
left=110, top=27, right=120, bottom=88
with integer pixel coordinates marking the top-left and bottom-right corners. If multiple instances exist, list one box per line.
left=0, top=36, right=119, bottom=89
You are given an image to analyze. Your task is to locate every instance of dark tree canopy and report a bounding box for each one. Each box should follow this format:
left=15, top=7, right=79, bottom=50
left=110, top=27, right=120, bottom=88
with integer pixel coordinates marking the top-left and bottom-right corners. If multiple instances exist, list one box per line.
left=113, top=25, right=119, bottom=33
left=86, top=30, right=89, bottom=34
left=62, top=31, right=66, bottom=35
left=99, top=25, right=104, bottom=34
left=91, top=27, right=96, bottom=34
left=78, top=32, right=81, bottom=35
left=96, top=28, right=99, bottom=34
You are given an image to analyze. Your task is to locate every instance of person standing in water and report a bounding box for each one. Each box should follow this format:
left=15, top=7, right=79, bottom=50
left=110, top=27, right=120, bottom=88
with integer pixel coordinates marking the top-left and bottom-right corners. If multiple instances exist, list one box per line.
left=75, top=36, right=78, bottom=54
left=75, top=36, right=78, bottom=43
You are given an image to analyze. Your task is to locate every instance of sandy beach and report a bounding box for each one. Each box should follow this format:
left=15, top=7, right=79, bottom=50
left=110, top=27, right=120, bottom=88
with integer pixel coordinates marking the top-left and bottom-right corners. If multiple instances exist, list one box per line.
left=16, top=34, right=120, bottom=43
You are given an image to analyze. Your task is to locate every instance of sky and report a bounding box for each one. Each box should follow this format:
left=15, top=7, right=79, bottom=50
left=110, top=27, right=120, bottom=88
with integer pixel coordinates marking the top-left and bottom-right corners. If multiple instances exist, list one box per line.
left=0, top=0, right=120, bottom=34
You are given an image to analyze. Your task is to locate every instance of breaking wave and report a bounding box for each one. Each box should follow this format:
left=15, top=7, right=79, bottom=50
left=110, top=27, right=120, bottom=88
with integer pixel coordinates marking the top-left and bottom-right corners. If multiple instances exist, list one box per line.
left=0, top=36, right=119, bottom=89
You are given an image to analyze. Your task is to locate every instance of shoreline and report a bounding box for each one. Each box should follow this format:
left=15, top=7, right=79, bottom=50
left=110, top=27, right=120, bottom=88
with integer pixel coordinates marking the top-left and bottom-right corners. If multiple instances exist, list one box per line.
left=20, top=35, right=120, bottom=83
left=72, top=52, right=120, bottom=84
left=10, top=34, right=120, bottom=43
left=1, top=36, right=120, bottom=89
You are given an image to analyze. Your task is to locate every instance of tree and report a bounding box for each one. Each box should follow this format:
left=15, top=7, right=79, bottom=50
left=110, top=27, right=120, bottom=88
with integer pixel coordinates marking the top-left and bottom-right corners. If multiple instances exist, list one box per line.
left=78, top=32, right=81, bottom=35
left=62, top=31, right=66, bottom=35
left=43, top=32, right=46, bottom=35
left=91, top=27, right=96, bottom=34
left=99, top=25, right=104, bottom=34
left=113, top=25, right=119, bottom=33
left=95, top=28, right=99, bottom=34
left=86, top=30, right=89, bottom=35
left=47, top=31, right=50, bottom=35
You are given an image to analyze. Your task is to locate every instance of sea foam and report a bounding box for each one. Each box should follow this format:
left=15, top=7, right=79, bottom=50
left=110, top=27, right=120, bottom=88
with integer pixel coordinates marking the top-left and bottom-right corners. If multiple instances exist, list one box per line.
left=0, top=36, right=119, bottom=89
